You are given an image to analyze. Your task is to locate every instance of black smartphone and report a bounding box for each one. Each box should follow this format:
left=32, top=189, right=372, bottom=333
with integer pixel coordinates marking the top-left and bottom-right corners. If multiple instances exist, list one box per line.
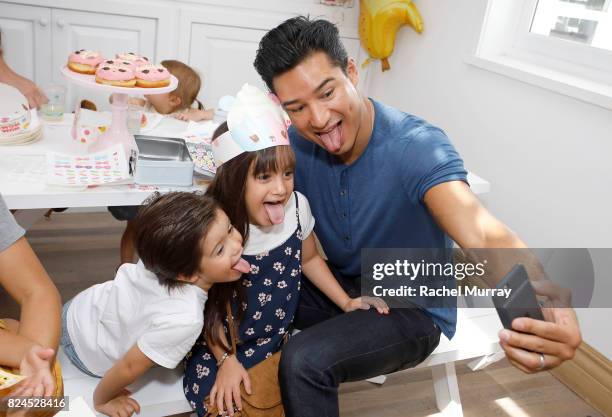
left=492, top=264, right=545, bottom=330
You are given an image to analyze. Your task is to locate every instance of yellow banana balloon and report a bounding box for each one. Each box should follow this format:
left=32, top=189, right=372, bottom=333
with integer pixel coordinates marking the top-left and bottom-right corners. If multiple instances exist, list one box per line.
left=359, top=0, right=424, bottom=71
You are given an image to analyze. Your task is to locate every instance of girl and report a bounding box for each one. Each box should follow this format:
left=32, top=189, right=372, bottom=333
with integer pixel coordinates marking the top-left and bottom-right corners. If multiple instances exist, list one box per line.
left=183, top=84, right=388, bottom=416
left=140, top=59, right=214, bottom=122
left=62, top=192, right=250, bottom=417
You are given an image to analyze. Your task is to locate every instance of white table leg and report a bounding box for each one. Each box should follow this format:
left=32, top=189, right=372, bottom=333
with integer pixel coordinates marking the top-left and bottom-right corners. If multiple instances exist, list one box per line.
left=366, top=375, right=387, bottom=385
left=467, top=351, right=505, bottom=371
left=431, top=362, right=464, bottom=417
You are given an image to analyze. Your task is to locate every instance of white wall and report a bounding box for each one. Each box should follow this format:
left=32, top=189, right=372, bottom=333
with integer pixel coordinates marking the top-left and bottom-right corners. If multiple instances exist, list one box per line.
left=366, top=0, right=612, bottom=358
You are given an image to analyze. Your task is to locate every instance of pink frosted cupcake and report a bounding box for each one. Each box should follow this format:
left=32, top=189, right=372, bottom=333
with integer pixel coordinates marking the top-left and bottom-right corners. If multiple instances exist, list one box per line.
left=116, top=52, right=149, bottom=68
left=95, top=64, right=136, bottom=87
left=101, top=58, right=135, bottom=69
left=67, top=49, right=104, bottom=75
left=135, top=64, right=170, bottom=88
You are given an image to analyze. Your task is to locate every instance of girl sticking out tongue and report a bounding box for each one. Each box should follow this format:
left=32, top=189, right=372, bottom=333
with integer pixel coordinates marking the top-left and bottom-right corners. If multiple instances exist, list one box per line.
left=183, top=84, right=389, bottom=417
left=264, top=202, right=285, bottom=225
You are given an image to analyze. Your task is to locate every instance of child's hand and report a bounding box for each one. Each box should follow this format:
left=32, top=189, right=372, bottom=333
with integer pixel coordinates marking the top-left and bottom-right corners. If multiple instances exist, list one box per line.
left=343, top=296, right=390, bottom=315
left=11, top=345, right=55, bottom=398
left=173, top=108, right=215, bottom=122
left=209, top=355, right=252, bottom=416
left=95, top=389, right=141, bottom=417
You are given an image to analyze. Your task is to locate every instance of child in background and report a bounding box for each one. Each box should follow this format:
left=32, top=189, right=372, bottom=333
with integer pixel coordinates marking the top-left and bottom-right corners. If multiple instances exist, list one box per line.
left=183, top=84, right=388, bottom=416
left=109, top=59, right=214, bottom=265
left=137, top=59, right=215, bottom=122
left=63, top=192, right=250, bottom=417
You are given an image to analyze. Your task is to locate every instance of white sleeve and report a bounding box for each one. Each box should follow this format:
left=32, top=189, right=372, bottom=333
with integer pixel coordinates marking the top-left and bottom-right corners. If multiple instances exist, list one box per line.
left=137, top=315, right=202, bottom=369
left=296, top=192, right=315, bottom=240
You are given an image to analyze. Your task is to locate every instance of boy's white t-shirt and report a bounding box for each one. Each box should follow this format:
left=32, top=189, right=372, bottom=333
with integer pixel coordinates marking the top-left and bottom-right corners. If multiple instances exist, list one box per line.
left=66, top=262, right=208, bottom=376
left=244, top=191, right=315, bottom=255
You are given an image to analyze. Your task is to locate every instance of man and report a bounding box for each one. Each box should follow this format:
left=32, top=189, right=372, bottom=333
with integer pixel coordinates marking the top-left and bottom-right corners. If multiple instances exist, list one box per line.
left=254, top=16, right=582, bottom=416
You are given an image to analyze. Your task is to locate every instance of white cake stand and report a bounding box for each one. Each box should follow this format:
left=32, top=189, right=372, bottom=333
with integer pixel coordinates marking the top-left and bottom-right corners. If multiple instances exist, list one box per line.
left=61, top=66, right=178, bottom=159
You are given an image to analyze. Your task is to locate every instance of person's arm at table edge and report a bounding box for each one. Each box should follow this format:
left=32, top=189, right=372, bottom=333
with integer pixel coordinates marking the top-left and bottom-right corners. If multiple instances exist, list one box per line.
left=0, top=237, right=61, bottom=364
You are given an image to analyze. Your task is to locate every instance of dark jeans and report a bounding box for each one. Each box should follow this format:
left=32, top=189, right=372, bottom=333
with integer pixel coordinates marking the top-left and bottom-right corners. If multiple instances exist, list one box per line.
left=280, top=267, right=441, bottom=417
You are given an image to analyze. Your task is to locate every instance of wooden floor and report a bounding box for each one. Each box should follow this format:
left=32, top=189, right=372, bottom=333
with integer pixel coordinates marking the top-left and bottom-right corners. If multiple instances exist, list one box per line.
left=1, top=211, right=604, bottom=417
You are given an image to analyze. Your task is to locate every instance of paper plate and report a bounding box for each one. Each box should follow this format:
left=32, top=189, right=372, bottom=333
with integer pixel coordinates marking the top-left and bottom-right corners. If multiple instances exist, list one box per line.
left=0, top=124, right=42, bottom=146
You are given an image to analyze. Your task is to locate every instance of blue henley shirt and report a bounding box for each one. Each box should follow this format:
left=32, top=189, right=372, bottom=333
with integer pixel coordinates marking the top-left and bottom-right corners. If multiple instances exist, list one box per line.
left=290, top=99, right=469, bottom=338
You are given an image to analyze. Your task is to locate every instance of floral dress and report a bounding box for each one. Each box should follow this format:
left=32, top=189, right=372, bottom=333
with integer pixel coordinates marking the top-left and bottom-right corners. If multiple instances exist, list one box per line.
left=183, top=193, right=303, bottom=416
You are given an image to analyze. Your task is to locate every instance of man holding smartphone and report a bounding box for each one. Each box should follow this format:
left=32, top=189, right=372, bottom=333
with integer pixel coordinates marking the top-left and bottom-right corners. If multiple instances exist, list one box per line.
left=253, top=16, right=582, bottom=417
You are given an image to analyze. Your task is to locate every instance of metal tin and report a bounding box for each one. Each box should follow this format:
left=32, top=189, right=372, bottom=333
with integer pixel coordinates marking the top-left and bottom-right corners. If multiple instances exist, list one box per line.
left=134, top=135, right=194, bottom=186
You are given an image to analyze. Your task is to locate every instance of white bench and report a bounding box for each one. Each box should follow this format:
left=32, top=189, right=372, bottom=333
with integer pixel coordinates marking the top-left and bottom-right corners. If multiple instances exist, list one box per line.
left=58, top=350, right=193, bottom=417
left=59, top=308, right=502, bottom=417
left=367, top=307, right=504, bottom=417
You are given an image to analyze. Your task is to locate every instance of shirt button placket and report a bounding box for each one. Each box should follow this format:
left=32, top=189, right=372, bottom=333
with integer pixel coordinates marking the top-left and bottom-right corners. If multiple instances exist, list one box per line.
left=339, top=169, right=350, bottom=247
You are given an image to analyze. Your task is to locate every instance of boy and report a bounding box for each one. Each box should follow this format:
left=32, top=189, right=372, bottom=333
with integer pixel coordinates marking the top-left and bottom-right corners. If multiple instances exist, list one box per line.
left=62, top=192, right=249, bottom=417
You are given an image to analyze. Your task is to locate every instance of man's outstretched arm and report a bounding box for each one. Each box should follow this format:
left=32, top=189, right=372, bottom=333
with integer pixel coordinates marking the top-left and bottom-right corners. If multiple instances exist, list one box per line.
left=423, top=180, right=582, bottom=372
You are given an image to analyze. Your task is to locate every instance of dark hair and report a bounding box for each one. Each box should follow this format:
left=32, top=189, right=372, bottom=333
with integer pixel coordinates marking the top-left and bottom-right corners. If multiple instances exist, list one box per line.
left=254, top=16, right=349, bottom=92
left=134, top=192, right=218, bottom=289
left=206, top=122, right=296, bottom=243
left=202, top=122, right=296, bottom=351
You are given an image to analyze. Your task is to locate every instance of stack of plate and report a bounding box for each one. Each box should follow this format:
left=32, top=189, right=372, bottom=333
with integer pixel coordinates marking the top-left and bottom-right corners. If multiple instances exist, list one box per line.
left=0, top=83, right=43, bottom=146
left=0, top=112, right=42, bottom=146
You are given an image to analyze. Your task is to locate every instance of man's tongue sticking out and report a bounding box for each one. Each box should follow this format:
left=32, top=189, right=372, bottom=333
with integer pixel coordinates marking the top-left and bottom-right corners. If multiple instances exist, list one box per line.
left=264, top=202, right=285, bottom=225
left=319, top=123, right=342, bottom=153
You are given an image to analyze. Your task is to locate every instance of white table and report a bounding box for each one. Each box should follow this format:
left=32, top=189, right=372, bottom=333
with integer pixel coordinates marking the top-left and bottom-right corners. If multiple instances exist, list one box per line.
left=0, top=115, right=490, bottom=210
left=0, top=114, right=205, bottom=210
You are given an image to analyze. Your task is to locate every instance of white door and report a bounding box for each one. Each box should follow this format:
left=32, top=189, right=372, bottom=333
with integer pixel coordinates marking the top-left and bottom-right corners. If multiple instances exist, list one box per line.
left=187, top=23, right=269, bottom=108
left=0, top=2, right=52, bottom=88
left=186, top=22, right=370, bottom=109
left=51, top=9, right=157, bottom=110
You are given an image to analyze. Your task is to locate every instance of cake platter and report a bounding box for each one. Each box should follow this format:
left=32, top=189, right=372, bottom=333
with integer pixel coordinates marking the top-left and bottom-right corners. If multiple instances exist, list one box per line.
left=61, top=66, right=178, bottom=159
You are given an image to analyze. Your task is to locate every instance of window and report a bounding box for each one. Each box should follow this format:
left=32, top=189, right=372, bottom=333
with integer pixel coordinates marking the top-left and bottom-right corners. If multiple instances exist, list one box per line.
left=531, top=0, right=612, bottom=51
left=467, top=0, right=612, bottom=110
left=512, top=0, right=612, bottom=79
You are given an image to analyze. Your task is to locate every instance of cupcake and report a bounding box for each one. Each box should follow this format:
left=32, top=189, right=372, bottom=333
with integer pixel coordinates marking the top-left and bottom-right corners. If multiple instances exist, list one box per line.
left=116, top=52, right=149, bottom=68
left=67, top=49, right=104, bottom=75
left=95, top=64, right=136, bottom=87
left=134, top=64, right=171, bottom=88
left=100, top=59, right=134, bottom=69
